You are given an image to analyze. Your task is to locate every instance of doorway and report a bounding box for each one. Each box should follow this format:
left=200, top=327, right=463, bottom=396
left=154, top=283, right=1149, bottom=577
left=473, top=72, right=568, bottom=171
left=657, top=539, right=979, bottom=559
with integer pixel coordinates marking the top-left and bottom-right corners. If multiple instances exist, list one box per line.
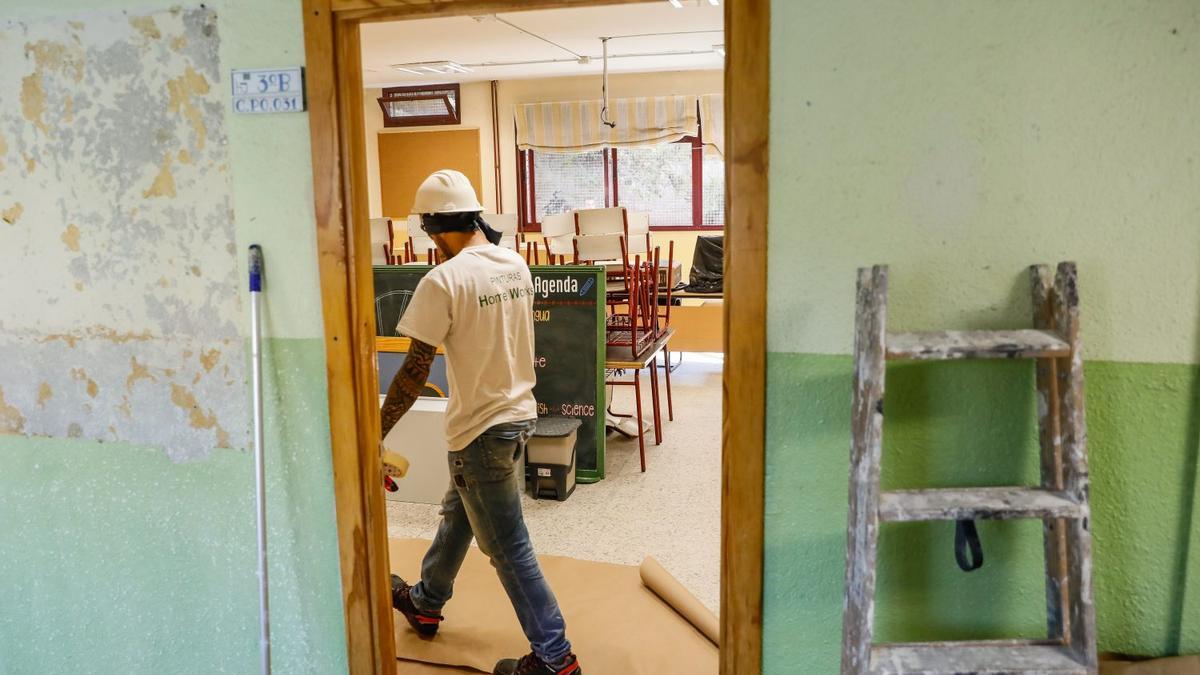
left=302, top=1, right=767, bottom=673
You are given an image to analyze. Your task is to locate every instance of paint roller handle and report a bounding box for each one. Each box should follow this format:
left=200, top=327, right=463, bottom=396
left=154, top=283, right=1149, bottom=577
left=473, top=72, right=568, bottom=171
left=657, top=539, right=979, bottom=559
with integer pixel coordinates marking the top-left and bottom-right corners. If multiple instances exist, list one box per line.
left=248, top=244, right=264, bottom=292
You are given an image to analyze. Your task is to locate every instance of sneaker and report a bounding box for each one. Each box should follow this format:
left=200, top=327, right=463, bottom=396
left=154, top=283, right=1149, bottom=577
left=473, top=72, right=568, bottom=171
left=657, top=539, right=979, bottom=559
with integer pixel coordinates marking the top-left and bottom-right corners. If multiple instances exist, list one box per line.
left=390, top=575, right=443, bottom=638
left=493, top=653, right=582, bottom=675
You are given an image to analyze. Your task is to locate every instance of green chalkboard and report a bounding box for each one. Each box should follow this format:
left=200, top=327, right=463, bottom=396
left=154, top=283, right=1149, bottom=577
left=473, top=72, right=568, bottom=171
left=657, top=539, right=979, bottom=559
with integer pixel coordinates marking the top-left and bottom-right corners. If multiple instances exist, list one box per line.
left=373, top=265, right=607, bottom=481
left=374, top=266, right=425, bottom=337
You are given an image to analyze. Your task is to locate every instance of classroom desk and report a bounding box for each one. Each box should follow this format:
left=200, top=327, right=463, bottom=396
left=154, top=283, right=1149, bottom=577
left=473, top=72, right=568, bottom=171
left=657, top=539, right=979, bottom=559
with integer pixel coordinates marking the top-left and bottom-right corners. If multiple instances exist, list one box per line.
left=605, top=328, right=674, bottom=472
left=601, top=260, right=684, bottom=290
left=669, top=290, right=723, bottom=301
left=376, top=336, right=445, bottom=354
left=664, top=298, right=723, bottom=353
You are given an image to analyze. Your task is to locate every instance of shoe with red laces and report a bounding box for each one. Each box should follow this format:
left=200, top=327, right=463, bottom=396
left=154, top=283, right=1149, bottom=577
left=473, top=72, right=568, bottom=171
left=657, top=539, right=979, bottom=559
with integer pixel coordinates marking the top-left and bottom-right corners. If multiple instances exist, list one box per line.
left=390, top=575, right=443, bottom=638
left=492, top=653, right=582, bottom=675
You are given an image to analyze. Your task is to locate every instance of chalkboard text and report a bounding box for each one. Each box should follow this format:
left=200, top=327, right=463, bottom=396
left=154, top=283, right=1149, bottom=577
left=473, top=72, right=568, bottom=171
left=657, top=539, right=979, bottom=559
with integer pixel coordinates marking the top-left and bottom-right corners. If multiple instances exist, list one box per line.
left=535, top=277, right=579, bottom=298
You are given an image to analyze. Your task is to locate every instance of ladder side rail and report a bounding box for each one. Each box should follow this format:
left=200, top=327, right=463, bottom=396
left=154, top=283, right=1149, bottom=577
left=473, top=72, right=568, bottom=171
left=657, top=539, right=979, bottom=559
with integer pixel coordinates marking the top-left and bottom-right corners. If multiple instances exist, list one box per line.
left=1052, top=261, right=1099, bottom=670
left=1031, top=264, right=1071, bottom=644
left=841, top=265, right=889, bottom=675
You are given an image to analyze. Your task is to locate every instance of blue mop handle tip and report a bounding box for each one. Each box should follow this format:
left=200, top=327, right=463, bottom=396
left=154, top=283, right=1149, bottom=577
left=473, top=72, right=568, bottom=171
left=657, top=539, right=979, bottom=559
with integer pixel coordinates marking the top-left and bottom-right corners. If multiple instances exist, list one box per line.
left=248, top=245, right=264, bottom=292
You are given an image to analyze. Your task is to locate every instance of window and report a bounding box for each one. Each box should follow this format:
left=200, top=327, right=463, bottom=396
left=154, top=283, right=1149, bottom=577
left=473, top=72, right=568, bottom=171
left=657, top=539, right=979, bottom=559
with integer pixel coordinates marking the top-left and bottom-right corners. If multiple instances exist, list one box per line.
left=378, top=84, right=460, bottom=127
left=531, top=150, right=607, bottom=220
left=615, top=142, right=695, bottom=227
left=517, top=137, right=724, bottom=231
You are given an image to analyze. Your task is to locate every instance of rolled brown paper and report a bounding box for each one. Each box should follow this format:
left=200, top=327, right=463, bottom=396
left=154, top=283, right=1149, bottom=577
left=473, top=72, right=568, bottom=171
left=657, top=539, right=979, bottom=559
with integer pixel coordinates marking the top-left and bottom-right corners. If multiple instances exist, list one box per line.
left=382, top=451, right=410, bottom=479
left=639, top=556, right=719, bottom=646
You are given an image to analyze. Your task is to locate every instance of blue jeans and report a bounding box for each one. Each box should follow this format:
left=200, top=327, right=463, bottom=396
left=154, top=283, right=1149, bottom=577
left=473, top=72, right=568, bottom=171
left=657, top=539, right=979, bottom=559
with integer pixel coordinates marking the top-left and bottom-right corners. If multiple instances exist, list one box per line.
left=410, top=420, right=572, bottom=664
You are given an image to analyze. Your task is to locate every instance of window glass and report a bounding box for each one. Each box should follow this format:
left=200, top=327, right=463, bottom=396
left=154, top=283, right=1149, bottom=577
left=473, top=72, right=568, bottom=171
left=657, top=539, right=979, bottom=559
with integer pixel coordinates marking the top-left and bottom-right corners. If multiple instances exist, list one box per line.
left=702, top=152, right=725, bottom=226
left=383, top=97, right=451, bottom=118
left=519, top=140, right=726, bottom=230
left=615, top=142, right=694, bottom=227
left=533, top=150, right=607, bottom=221
left=378, top=84, right=459, bottom=127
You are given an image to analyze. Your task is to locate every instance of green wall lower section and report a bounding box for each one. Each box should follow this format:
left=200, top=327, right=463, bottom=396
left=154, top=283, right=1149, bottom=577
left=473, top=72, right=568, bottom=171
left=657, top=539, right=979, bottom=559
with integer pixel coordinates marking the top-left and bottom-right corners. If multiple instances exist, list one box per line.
left=0, top=339, right=346, bottom=675
left=764, top=353, right=1200, bottom=673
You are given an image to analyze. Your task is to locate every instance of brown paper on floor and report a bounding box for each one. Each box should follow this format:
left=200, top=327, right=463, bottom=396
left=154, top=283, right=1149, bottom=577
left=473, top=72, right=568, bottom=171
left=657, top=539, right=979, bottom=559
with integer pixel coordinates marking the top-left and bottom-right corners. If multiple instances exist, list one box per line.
left=398, top=662, right=475, bottom=675
left=390, top=538, right=718, bottom=674
left=1100, top=655, right=1200, bottom=675
left=638, top=556, right=719, bottom=646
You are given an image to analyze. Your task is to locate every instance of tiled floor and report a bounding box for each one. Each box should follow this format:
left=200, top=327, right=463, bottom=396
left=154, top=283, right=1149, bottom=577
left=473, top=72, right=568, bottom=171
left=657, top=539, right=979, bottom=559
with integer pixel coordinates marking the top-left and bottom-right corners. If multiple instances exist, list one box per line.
left=386, top=352, right=723, bottom=613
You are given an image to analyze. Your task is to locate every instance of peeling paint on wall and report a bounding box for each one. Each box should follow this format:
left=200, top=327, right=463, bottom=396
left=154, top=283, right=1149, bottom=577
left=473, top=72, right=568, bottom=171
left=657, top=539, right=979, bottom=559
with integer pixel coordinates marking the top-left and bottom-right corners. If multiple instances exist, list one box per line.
left=2, top=202, right=23, bottom=224
left=60, top=222, right=79, bottom=251
left=0, top=386, right=27, bottom=433
left=0, top=7, right=246, bottom=459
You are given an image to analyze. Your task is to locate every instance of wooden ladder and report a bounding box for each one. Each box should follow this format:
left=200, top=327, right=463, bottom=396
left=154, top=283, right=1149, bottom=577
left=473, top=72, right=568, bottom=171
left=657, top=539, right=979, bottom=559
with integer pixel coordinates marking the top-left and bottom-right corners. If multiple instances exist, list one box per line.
left=841, top=262, right=1098, bottom=675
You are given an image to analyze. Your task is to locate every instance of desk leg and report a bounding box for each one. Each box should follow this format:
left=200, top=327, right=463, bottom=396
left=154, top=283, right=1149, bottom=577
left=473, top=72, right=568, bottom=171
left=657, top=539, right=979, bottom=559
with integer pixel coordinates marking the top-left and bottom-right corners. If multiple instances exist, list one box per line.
left=649, top=357, right=663, bottom=446
left=664, top=348, right=674, bottom=422
left=634, top=369, right=647, bottom=472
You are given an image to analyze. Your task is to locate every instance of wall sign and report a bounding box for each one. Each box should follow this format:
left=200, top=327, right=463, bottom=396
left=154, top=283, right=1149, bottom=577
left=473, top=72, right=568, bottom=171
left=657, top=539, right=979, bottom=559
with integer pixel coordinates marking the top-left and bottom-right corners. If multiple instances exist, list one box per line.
left=231, top=67, right=305, bottom=114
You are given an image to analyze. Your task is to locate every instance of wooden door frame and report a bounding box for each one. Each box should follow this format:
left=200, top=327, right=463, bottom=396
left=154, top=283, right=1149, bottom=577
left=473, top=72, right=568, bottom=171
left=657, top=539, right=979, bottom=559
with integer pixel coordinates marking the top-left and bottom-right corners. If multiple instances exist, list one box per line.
left=302, top=1, right=768, bottom=673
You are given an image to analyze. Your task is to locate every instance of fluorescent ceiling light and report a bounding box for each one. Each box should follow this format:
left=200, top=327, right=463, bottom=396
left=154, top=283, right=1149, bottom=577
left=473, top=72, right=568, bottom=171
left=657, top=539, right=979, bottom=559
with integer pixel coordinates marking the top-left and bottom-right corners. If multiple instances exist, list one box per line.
left=708, top=0, right=720, bottom=5
left=391, top=61, right=473, bottom=75
left=668, top=0, right=684, bottom=8
left=713, top=44, right=725, bottom=56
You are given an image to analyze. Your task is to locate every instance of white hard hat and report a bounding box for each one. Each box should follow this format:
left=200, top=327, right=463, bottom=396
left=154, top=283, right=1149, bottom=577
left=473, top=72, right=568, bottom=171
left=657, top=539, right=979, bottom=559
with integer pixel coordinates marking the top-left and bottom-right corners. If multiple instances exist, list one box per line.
left=412, top=169, right=483, bottom=215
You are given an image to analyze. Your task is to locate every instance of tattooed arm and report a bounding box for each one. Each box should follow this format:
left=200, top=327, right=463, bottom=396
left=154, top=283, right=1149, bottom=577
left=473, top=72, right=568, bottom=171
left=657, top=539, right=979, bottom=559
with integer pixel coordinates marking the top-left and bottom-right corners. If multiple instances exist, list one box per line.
left=380, top=339, right=438, bottom=438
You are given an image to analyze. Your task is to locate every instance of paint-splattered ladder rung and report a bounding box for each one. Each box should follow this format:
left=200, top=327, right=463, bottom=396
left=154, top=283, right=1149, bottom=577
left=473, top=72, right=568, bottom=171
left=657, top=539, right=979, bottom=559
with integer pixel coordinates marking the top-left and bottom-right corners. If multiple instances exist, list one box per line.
left=871, top=641, right=1088, bottom=674
left=878, top=487, right=1083, bottom=522
left=885, top=329, right=1070, bottom=361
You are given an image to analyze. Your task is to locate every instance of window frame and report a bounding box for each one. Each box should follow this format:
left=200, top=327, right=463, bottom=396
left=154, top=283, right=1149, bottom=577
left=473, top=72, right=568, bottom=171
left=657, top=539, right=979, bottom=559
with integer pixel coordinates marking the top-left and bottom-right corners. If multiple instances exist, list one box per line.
left=517, top=135, right=724, bottom=232
left=377, top=83, right=461, bottom=128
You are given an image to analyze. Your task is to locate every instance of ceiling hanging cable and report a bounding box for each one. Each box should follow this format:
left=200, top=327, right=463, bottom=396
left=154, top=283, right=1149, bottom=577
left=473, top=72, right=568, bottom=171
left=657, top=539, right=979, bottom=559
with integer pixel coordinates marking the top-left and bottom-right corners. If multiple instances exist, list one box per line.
left=603, top=29, right=724, bottom=41
left=492, top=15, right=586, bottom=61
left=464, top=49, right=717, bottom=69
left=600, top=37, right=616, bottom=128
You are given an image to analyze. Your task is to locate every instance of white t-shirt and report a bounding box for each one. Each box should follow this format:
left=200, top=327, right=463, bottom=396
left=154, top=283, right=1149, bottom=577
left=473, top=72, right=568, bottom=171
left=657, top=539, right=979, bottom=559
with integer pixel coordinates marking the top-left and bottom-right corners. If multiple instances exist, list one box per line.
left=397, top=244, right=538, bottom=451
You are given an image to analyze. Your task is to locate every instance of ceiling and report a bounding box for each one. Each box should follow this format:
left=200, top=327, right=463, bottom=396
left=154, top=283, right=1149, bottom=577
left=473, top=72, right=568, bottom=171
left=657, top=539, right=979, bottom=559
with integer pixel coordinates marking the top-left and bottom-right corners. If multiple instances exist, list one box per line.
left=359, top=1, right=724, bottom=88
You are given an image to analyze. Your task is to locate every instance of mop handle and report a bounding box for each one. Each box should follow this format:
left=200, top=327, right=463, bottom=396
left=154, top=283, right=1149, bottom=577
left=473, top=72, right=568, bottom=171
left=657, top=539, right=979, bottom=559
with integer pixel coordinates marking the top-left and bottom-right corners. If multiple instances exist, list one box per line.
left=248, top=245, right=271, bottom=675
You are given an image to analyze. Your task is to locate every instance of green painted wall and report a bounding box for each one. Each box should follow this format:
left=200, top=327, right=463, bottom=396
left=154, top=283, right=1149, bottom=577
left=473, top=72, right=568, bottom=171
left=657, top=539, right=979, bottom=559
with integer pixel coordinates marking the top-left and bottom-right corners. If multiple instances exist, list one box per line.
left=0, top=340, right=345, bottom=675
left=764, top=0, right=1200, bottom=672
left=0, top=0, right=347, bottom=673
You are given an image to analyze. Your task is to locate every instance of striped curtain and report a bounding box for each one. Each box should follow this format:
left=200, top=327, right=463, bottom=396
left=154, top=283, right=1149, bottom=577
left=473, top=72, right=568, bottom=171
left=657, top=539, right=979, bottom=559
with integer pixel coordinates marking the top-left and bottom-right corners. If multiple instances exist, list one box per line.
left=698, top=94, right=725, bottom=157
left=514, top=95, right=699, bottom=153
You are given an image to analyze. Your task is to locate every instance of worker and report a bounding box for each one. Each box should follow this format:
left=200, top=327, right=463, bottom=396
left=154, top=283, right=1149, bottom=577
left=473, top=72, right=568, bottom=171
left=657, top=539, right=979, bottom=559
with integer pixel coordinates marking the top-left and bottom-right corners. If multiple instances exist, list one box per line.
left=382, top=170, right=582, bottom=675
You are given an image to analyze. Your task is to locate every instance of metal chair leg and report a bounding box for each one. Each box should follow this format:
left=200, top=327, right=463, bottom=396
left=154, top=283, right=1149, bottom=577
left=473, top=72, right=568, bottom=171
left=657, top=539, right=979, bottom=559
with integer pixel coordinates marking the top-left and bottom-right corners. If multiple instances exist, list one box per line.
left=664, top=348, right=674, bottom=422
left=634, top=370, right=646, bottom=472
left=649, top=357, right=663, bottom=446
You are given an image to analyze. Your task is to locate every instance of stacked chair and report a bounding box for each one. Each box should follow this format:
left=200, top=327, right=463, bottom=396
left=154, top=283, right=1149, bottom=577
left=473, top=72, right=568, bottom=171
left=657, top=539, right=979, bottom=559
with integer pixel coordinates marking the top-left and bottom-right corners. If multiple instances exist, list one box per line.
left=407, top=214, right=440, bottom=264
left=370, top=217, right=395, bottom=265
left=572, top=207, right=667, bottom=361
left=625, top=211, right=651, bottom=258
left=484, top=213, right=521, bottom=253
left=542, top=212, right=576, bottom=265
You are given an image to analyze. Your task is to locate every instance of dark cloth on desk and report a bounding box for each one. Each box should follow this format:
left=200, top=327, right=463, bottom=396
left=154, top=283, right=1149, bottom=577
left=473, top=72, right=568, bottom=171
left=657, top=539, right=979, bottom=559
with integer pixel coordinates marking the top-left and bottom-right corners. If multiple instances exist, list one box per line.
left=685, top=235, right=724, bottom=294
